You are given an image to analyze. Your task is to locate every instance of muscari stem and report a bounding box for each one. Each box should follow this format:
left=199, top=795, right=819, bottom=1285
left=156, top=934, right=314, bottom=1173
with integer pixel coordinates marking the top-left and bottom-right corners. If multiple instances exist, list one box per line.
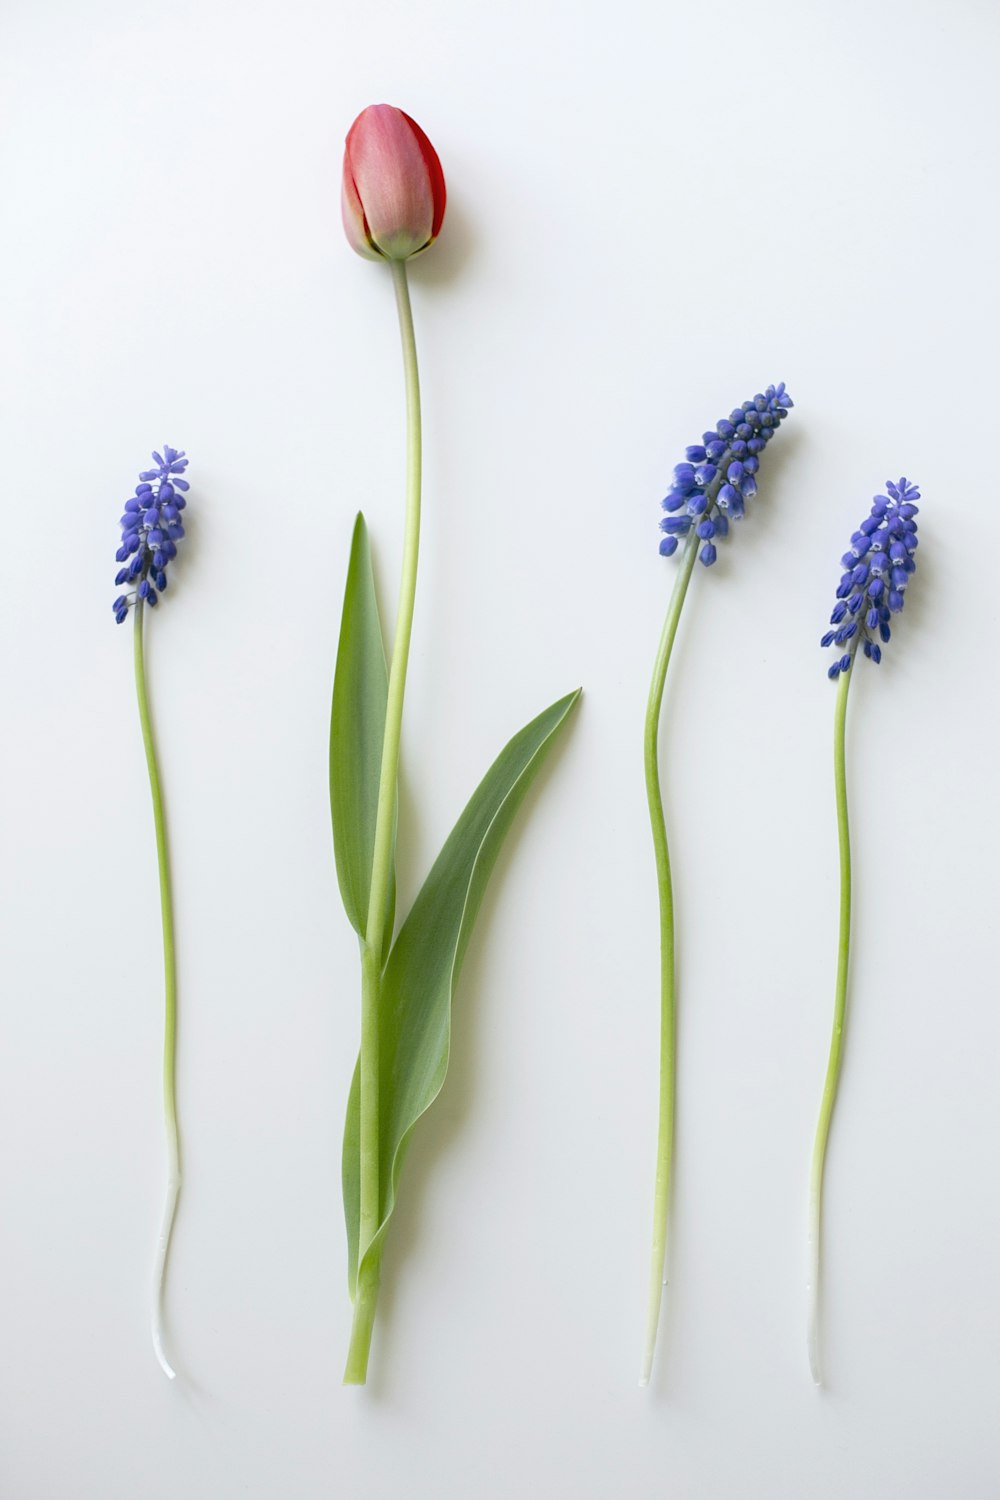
left=807, top=665, right=853, bottom=1385
left=133, top=598, right=181, bottom=1381
left=345, top=256, right=422, bottom=1386
left=639, top=531, right=700, bottom=1387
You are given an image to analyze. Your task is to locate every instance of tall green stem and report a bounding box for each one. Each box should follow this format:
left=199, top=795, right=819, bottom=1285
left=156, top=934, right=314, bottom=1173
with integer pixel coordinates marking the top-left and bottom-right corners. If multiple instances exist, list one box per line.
left=133, top=599, right=181, bottom=1381
left=807, top=666, right=853, bottom=1384
left=345, top=256, right=422, bottom=1385
left=639, top=532, right=699, bottom=1386
left=343, top=1250, right=383, bottom=1385
left=364, top=259, right=421, bottom=969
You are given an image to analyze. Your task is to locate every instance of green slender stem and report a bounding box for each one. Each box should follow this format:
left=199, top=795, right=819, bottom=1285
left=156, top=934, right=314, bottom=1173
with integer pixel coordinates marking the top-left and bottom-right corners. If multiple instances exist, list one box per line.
left=365, top=259, right=421, bottom=963
left=347, top=256, right=422, bottom=1385
left=358, top=940, right=381, bottom=1254
left=344, top=1248, right=383, bottom=1385
left=639, top=532, right=700, bottom=1387
left=807, top=666, right=853, bottom=1385
left=133, top=599, right=181, bottom=1381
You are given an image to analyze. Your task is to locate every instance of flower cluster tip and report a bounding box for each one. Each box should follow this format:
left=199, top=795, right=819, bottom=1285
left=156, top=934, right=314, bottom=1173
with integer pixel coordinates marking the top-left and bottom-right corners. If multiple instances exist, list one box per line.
left=659, top=384, right=792, bottom=568
left=112, top=448, right=189, bottom=623
left=822, top=478, right=919, bottom=678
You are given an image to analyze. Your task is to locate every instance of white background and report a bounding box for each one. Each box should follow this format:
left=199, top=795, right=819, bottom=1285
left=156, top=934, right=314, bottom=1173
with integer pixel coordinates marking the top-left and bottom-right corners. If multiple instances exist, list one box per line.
left=1, top=0, right=998, bottom=1495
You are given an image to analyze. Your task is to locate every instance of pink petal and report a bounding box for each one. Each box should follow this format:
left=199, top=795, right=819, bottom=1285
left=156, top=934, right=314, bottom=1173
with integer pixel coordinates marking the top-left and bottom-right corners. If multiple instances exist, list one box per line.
left=341, top=165, right=382, bottom=260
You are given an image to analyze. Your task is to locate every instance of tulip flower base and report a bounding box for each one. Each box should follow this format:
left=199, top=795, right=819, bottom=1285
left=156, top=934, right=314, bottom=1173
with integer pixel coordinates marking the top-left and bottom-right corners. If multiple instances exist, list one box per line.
left=333, top=106, right=580, bottom=1385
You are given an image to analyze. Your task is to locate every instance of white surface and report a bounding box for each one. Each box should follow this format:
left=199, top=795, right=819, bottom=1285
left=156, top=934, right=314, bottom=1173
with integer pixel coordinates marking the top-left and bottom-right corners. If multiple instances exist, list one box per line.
left=1, top=0, right=999, bottom=1494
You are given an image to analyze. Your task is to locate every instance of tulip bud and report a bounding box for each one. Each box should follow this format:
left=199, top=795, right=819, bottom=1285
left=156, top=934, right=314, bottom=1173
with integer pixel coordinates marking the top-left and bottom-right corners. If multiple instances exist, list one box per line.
left=342, top=104, right=446, bottom=262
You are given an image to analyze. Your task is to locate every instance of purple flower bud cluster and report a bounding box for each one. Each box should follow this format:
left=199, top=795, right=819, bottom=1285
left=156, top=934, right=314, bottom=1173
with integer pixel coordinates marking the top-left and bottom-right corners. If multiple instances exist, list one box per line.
left=112, top=448, right=190, bottom=623
left=822, top=478, right=919, bottom=679
left=659, top=384, right=793, bottom=568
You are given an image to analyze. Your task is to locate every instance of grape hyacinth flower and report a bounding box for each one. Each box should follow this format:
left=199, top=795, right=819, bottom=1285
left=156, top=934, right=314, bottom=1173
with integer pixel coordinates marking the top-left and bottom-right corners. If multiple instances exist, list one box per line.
left=819, top=477, right=919, bottom=679
left=112, top=445, right=190, bottom=1380
left=334, top=108, right=579, bottom=1385
left=641, top=386, right=793, bottom=1387
left=807, top=478, right=920, bottom=1385
left=112, top=447, right=189, bottom=623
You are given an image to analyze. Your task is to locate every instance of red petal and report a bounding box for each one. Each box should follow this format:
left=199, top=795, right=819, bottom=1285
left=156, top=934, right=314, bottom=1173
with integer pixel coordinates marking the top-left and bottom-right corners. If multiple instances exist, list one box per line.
left=399, top=110, right=446, bottom=241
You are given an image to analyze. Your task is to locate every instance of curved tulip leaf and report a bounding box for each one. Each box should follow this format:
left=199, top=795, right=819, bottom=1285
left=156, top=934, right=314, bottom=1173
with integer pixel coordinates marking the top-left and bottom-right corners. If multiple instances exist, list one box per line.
left=343, top=688, right=581, bottom=1292
left=330, top=513, right=395, bottom=953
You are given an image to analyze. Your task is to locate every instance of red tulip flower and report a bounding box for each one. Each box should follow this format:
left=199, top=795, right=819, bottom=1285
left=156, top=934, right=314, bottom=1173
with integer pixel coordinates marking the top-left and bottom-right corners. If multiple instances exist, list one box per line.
left=334, top=98, right=579, bottom=1390
left=341, top=104, right=446, bottom=261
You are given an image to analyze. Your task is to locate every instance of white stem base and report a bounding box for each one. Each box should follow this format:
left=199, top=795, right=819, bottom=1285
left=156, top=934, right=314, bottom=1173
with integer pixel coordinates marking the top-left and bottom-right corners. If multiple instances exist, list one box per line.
left=151, top=1172, right=181, bottom=1380
left=806, top=1197, right=822, bottom=1386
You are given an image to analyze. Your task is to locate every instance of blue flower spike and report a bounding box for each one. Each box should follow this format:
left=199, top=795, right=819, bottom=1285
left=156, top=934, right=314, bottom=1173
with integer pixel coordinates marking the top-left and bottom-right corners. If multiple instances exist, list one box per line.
left=111, top=446, right=189, bottom=621
left=821, top=477, right=919, bottom=677
left=641, top=385, right=793, bottom=1390
left=658, top=384, right=793, bottom=566
left=807, top=475, right=922, bottom=1390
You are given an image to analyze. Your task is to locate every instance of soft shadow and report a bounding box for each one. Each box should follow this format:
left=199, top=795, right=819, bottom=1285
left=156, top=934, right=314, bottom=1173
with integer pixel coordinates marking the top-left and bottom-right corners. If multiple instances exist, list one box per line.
left=408, top=190, right=477, bottom=292
left=877, top=486, right=933, bottom=685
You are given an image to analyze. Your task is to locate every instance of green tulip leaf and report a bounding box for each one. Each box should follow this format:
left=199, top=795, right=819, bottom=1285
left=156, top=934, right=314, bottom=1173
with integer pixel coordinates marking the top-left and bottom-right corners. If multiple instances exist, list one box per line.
left=343, top=687, right=581, bottom=1293
left=330, top=513, right=395, bottom=954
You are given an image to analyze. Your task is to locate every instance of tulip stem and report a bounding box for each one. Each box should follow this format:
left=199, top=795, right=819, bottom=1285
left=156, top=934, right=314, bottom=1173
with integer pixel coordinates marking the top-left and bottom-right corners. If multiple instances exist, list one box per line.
left=133, top=598, right=181, bottom=1381
left=344, top=1247, right=383, bottom=1385
left=807, top=665, right=853, bottom=1385
left=640, top=531, right=699, bottom=1387
left=348, top=257, right=422, bottom=1384
left=364, top=258, right=421, bottom=972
